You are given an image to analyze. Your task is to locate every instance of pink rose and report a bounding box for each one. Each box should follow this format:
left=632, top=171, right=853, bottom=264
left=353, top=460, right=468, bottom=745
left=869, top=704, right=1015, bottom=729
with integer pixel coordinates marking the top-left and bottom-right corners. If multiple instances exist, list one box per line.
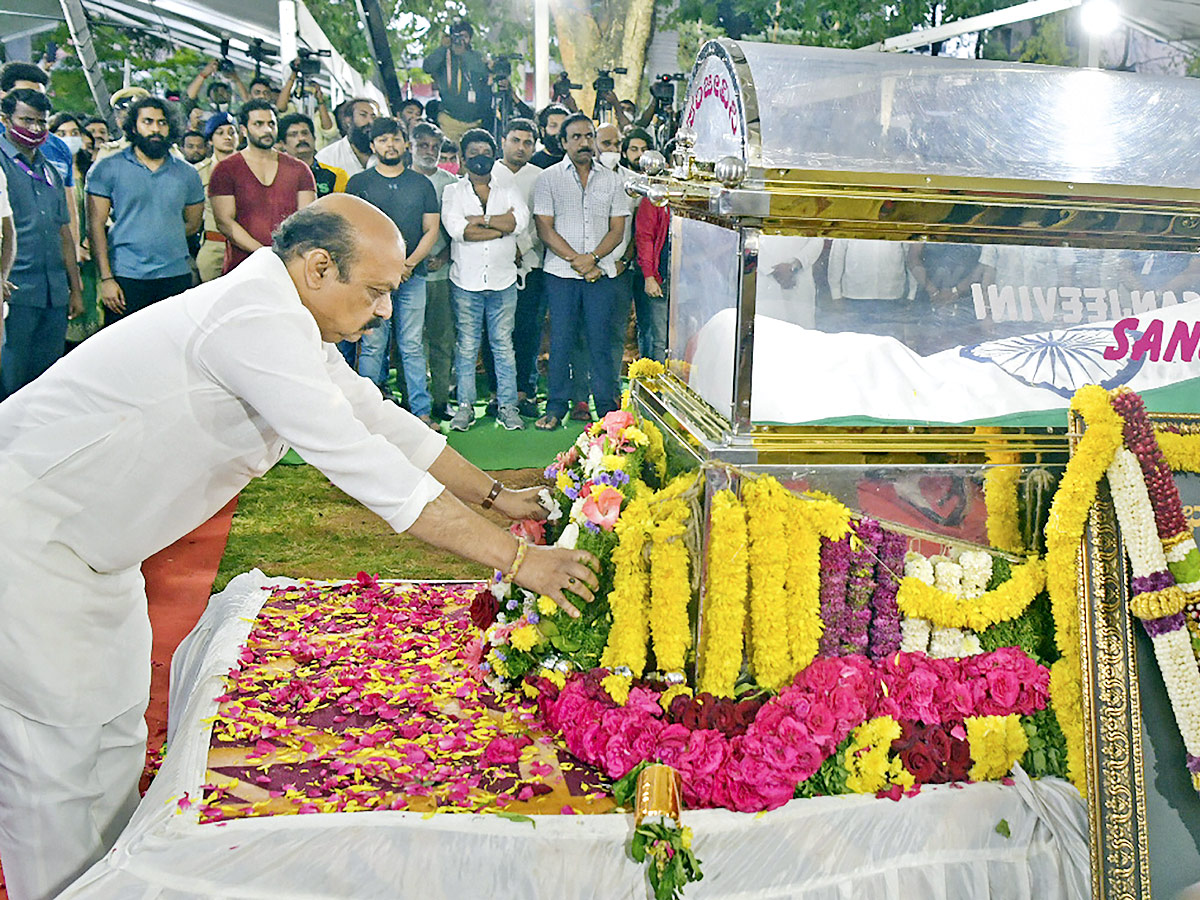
left=805, top=701, right=838, bottom=747
left=601, top=409, right=635, bottom=441
left=676, top=729, right=730, bottom=781
left=581, top=486, right=623, bottom=531
left=510, top=518, right=546, bottom=544
left=625, top=687, right=663, bottom=718
left=652, top=723, right=692, bottom=768
left=983, top=669, right=1021, bottom=714
left=799, top=658, right=841, bottom=694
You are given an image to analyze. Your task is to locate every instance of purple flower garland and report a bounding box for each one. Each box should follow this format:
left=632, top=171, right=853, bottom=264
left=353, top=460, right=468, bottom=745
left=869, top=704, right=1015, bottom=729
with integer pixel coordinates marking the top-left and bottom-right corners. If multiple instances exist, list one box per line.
left=870, top=530, right=907, bottom=658
left=818, top=536, right=852, bottom=656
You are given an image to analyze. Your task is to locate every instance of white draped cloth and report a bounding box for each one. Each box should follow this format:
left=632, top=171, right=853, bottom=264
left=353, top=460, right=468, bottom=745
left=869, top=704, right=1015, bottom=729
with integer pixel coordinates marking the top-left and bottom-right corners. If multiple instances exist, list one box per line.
left=62, top=571, right=1090, bottom=899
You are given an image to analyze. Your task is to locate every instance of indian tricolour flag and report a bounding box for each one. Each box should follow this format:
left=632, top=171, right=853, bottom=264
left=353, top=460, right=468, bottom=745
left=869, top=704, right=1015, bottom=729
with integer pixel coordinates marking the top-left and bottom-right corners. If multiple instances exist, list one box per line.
left=688, top=301, right=1200, bottom=427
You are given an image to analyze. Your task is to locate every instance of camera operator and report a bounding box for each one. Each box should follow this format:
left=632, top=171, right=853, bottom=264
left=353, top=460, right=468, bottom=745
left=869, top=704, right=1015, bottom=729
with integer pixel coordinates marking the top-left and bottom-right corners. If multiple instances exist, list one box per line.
left=185, top=58, right=248, bottom=115
left=422, top=20, right=491, bottom=144
left=277, top=58, right=338, bottom=150
left=486, top=57, right=533, bottom=142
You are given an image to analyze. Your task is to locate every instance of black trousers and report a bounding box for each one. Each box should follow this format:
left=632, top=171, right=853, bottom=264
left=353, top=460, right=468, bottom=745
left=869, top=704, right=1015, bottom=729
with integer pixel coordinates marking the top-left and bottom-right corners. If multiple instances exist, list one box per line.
left=105, top=273, right=195, bottom=327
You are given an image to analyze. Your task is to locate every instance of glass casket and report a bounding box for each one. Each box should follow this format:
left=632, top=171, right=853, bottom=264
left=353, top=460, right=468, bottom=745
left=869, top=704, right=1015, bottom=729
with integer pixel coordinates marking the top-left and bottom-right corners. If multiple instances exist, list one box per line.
left=627, top=40, right=1200, bottom=899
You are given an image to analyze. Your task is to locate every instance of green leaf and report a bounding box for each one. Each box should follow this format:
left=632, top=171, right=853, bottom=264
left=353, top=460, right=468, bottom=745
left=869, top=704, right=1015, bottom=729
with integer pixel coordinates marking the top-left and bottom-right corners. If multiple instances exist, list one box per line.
left=493, top=811, right=536, bottom=828
left=995, top=819, right=1011, bottom=838
left=630, top=831, right=647, bottom=862
left=613, top=761, right=653, bottom=808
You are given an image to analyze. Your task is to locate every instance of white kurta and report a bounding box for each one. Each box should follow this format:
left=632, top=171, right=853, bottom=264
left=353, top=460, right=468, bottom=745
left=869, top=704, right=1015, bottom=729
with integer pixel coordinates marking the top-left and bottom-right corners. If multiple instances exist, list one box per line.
left=0, top=248, right=447, bottom=727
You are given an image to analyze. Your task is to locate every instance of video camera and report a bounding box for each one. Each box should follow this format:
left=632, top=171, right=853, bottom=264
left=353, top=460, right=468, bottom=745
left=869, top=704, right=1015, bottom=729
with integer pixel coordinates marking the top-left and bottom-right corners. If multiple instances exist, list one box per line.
left=292, top=47, right=331, bottom=78
left=489, top=54, right=517, bottom=81
left=649, top=72, right=685, bottom=104
left=552, top=72, right=581, bottom=102
left=592, top=67, right=627, bottom=97
left=217, top=36, right=235, bottom=73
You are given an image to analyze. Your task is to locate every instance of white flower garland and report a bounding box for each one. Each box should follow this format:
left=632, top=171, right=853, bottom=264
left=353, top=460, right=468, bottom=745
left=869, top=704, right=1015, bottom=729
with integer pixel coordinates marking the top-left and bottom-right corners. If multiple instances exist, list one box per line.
left=1107, top=448, right=1169, bottom=578
left=929, top=558, right=967, bottom=659
left=1150, top=626, right=1200, bottom=757
left=900, top=552, right=933, bottom=653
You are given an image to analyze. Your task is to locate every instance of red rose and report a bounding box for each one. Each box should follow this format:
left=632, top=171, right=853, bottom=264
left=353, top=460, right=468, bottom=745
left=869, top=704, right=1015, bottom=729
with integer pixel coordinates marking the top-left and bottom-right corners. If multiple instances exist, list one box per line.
left=901, top=745, right=938, bottom=783
left=469, top=590, right=498, bottom=630
left=713, top=703, right=740, bottom=735
left=947, top=736, right=972, bottom=780
left=679, top=703, right=701, bottom=731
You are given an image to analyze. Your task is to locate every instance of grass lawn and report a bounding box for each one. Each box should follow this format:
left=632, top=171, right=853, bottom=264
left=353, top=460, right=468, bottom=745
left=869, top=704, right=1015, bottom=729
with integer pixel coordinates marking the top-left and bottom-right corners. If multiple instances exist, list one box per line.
left=213, top=463, right=547, bottom=592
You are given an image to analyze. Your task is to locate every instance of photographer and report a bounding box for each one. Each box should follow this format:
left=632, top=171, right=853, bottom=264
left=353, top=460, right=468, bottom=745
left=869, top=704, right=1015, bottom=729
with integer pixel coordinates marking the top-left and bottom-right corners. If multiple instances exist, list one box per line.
left=486, top=57, right=533, bottom=142
left=277, top=57, right=338, bottom=150
left=422, top=20, right=491, bottom=144
left=185, top=58, right=248, bottom=114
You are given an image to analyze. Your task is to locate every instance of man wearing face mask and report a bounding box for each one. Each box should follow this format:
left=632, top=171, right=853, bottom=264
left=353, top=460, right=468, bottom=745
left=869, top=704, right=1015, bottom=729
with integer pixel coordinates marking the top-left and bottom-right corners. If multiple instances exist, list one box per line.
left=86, top=97, right=205, bottom=328
left=0, top=89, right=82, bottom=400
left=316, top=97, right=378, bottom=178
left=210, top=100, right=317, bottom=274
left=346, top=118, right=442, bottom=429
left=442, top=128, right=529, bottom=432
left=530, top=103, right=569, bottom=169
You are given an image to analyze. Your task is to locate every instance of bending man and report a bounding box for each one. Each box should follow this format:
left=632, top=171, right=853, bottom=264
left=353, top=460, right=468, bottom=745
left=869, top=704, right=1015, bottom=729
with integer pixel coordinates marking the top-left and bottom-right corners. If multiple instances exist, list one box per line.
left=0, top=193, right=596, bottom=900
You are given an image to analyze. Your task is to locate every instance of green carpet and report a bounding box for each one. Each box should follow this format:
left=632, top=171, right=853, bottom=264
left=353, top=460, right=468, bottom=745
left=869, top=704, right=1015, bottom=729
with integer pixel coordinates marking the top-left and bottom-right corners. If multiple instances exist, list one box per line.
left=278, top=400, right=590, bottom=472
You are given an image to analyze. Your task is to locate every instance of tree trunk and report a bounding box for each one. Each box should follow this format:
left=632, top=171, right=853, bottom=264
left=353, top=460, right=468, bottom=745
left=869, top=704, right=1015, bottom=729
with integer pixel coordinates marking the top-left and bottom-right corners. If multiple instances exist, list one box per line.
left=551, top=0, right=655, bottom=120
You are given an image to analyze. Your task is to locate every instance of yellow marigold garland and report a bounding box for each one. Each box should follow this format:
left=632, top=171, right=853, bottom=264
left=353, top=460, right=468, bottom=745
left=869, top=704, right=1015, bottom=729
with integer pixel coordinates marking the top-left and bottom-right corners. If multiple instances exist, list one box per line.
left=640, top=417, right=668, bottom=482
left=648, top=494, right=692, bottom=674
left=984, top=466, right=1023, bottom=553
left=601, top=496, right=653, bottom=677
left=1158, top=431, right=1200, bottom=474
left=895, top=558, right=1045, bottom=632
left=1044, top=384, right=1125, bottom=793
left=783, top=490, right=850, bottom=673
left=966, top=714, right=1030, bottom=781
left=743, top=478, right=794, bottom=691
left=697, top=490, right=748, bottom=697
left=844, top=715, right=915, bottom=794
left=627, top=358, right=666, bottom=380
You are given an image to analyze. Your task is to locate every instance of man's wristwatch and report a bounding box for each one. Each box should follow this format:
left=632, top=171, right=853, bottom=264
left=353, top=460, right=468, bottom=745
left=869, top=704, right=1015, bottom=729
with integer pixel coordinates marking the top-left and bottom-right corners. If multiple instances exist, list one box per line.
left=484, top=215, right=491, bottom=228
left=591, top=252, right=600, bottom=265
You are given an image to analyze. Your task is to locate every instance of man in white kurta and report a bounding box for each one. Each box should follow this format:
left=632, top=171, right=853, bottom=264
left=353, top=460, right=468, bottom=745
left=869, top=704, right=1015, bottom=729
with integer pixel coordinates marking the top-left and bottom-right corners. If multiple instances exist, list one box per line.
left=0, top=194, right=598, bottom=900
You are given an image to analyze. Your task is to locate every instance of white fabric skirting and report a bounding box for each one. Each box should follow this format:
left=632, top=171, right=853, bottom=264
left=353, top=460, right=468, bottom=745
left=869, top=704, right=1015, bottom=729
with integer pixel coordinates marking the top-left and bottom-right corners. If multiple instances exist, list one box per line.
left=62, top=571, right=1091, bottom=900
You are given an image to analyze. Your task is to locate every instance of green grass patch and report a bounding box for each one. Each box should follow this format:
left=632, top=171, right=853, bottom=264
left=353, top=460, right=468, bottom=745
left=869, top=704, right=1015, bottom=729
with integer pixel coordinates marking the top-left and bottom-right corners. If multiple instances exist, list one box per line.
left=214, top=464, right=495, bottom=592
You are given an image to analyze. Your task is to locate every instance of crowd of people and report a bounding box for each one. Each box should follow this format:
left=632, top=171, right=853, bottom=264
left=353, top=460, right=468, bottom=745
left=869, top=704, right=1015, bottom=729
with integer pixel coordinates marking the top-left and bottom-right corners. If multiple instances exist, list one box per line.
left=0, top=44, right=672, bottom=437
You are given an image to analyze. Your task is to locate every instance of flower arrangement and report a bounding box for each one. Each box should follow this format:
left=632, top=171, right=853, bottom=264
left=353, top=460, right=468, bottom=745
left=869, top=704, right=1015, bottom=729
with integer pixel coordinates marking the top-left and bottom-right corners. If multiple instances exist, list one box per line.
left=533, top=646, right=1052, bottom=812
left=1106, top=389, right=1200, bottom=790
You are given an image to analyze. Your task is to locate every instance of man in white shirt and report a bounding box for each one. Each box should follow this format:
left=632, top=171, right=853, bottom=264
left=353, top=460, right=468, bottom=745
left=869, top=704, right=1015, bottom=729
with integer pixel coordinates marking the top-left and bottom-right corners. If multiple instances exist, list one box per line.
left=825, top=238, right=912, bottom=344
left=442, top=128, right=530, bottom=432
left=0, top=164, right=14, bottom=370
left=493, top=117, right=542, bottom=418
left=0, top=194, right=596, bottom=900
left=315, top=97, right=379, bottom=177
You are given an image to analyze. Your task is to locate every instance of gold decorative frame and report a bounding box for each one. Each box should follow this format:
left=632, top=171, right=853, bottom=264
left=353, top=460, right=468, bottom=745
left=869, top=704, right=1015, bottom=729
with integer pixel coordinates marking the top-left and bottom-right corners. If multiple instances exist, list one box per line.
left=1075, top=411, right=1200, bottom=900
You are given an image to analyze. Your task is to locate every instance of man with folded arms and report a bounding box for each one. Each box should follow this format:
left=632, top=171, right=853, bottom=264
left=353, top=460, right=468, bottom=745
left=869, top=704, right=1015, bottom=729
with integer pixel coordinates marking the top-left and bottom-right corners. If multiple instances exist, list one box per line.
left=0, top=194, right=598, bottom=900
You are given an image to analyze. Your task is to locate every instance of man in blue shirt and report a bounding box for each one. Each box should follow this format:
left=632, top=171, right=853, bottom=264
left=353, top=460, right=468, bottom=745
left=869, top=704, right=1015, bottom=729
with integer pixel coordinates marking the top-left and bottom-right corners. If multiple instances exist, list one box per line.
left=0, top=89, right=83, bottom=400
left=0, top=62, right=82, bottom=259
left=86, top=96, right=204, bottom=325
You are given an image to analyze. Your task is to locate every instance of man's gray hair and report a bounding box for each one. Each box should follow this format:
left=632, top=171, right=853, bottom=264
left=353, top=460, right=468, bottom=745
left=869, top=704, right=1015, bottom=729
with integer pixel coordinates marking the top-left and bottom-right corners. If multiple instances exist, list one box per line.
left=271, top=207, right=358, bottom=282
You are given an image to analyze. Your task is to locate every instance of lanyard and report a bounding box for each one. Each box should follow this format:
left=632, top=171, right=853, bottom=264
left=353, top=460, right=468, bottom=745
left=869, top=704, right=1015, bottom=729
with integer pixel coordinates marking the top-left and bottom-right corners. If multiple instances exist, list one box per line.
left=10, top=152, right=52, bottom=186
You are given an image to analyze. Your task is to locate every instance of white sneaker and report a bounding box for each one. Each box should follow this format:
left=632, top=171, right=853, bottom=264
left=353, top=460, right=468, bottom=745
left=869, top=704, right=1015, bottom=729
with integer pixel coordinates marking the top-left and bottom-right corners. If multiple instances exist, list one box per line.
left=498, top=405, right=526, bottom=431
left=449, top=406, right=474, bottom=431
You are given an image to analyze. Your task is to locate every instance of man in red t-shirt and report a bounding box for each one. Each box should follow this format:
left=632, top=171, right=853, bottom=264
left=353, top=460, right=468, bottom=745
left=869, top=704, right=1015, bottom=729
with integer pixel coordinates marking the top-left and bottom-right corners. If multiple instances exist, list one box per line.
left=209, top=99, right=316, bottom=273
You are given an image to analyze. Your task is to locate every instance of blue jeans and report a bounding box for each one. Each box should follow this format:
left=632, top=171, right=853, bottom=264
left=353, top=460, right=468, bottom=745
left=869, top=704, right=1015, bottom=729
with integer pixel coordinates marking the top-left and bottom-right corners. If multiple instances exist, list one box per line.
left=545, top=273, right=617, bottom=420
left=356, top=275, right=432, bottom=417
left=513, top=269, right=546, bottom=398
left=634, top=271, right=668, bottom=361
left=451, top=283, right=519, bottom=409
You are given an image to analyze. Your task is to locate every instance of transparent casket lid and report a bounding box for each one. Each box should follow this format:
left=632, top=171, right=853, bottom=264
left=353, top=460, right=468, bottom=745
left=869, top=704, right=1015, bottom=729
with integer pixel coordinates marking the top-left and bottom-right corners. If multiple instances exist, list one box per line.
left=686, top=39, right=1200, bottom=189
left=671, top=221, right=1200, bottom=427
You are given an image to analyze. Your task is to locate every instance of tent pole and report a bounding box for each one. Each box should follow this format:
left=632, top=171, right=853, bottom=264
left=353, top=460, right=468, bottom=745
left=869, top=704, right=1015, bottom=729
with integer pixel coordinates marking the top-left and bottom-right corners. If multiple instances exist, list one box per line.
left=534, top=0, right=549, bottom=110
left=58, top=0, right=112, bottom=123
